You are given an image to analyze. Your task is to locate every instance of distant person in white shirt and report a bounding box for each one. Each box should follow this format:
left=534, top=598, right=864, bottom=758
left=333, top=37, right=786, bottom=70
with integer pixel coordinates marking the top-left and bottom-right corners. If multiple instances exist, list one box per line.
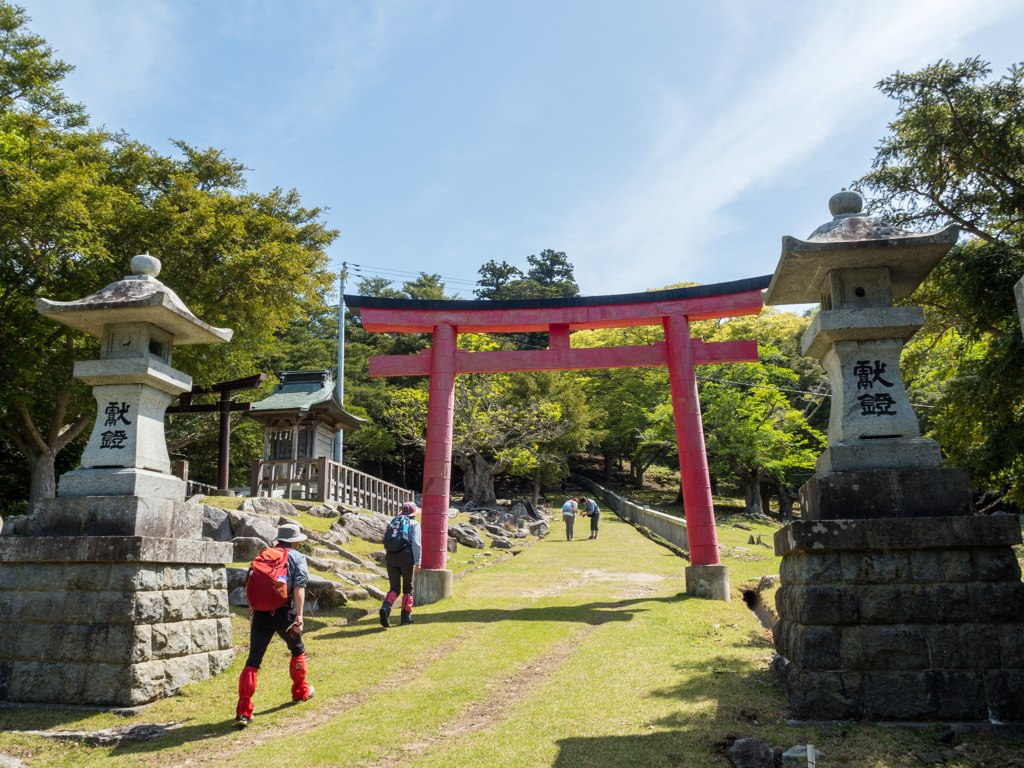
left=561, top=497, right=578, bottom=541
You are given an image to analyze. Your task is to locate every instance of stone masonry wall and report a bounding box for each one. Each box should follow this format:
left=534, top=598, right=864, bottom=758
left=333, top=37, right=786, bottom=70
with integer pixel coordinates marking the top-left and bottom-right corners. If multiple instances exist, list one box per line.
left=0, top=562, right=233, bottom=707
left=772, top=520, right=1024, bottom=721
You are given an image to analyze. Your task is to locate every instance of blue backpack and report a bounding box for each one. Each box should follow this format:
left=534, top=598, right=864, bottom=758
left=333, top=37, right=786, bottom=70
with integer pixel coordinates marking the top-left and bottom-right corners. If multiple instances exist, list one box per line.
left=384, top=515, right=412, bottom=552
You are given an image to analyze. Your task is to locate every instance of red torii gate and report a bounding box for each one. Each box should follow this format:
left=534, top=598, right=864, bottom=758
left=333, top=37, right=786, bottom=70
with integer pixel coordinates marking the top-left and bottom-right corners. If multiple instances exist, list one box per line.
left=346, top=275, right=771, bottom=602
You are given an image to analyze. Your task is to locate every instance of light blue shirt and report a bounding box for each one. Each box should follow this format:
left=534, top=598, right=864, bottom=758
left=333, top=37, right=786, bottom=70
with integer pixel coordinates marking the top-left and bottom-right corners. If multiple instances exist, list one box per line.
left=285, top=547, right=309, bottom=595
left=407, top=517, right=423, bottom=566
left=562, top=500, right=577, bottom=517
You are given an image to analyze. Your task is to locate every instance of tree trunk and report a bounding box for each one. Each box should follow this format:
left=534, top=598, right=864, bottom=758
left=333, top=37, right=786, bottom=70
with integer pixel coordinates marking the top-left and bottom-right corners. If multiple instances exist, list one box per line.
left=603, top=452, right=613, bottom=482
left=770, top=476, right=797, bottom=523
left=457, top=451, right=503, bottom=505
left=759, top=480, right=773, bottom=517
left=532, top=466, right=540, bottom=505
left=738, top=469, right=766, bottom=518
left=29, top=451, right=57, bottom=501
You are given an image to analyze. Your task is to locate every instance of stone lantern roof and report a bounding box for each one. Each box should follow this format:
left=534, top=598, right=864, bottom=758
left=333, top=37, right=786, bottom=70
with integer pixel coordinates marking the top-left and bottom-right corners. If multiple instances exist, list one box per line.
left=763, top=190, right=959, bottom=305
left=35, top=254, right=233, bottom=345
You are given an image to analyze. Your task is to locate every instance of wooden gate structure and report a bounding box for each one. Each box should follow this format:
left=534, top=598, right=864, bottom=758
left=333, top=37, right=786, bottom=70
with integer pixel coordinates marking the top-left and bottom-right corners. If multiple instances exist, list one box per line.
left=346, top=276, right=771, bottom=599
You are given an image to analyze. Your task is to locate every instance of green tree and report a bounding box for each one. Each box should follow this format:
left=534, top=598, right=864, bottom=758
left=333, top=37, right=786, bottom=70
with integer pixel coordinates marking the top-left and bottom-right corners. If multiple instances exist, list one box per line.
left=0, top=4, right=337, bottom=501
left=857, top=58, right=1024, bottom=503
left=700, top=358, right=824, bottom=519
left=384, top=338, right=569, bottom=504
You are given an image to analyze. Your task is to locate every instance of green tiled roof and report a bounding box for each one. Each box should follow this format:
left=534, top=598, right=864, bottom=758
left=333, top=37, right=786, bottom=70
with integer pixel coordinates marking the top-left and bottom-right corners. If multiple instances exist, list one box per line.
left=249, top=370, right=365, bottom=430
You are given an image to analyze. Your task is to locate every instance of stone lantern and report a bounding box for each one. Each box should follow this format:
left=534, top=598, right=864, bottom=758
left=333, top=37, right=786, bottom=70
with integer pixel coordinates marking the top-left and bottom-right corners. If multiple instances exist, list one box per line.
left=762, top=192, right=1024, bottom=723
left=764, top=189, right=973, bottom=517
left=0, top=256, right=237, bottom=708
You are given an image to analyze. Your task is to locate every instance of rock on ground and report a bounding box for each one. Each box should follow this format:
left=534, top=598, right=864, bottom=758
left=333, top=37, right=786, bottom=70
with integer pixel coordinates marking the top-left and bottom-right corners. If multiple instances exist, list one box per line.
left=324, top=527, right=352, bottom=546
left=0, top=515, right=28, bottom=536
left=226, top=567, right=248, bottom=591
left=345, top=588, right=369, bottom=601
left=528, top=520, right=549, bottom=537
left=484, top=523, right=508, bottom=538
left=0, top=755, right=26, bottom=768
left=306, top=555, right=338, bottom=573
left=448, top=507, right=459, bottom=518
left=201, top=505, right=233, bottom=542
left=305, top=576, right=347, bottom=609
left=231, top=536, right=268, bottom=562
left=235, top=515, right=278, bottom=545
left=729, top=738, right=774, bottom=768
left=368, top=550, right=387, bottom=564
left=449, top=523, right=486, bottom=549
left=306, top=504, right=340, bottom=518
left=84, top=723, right=184, bottom=746
left=469, top=514, right=486, bottom=527
left=241, top=497, right=299, bottom=518
left=229, top=586, right=249, bottom=607
left=336, top=512, right=390, bottom=543
left=364, top=584, right=386, bottom=600
left=490, top=537, right=513, bottom=549
left=447, top=536, right=458, bottom=553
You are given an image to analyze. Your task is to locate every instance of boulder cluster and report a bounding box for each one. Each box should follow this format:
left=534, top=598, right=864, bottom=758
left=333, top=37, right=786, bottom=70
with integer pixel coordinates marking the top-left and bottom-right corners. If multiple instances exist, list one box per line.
left=449, top=500, right=550, bottom=550
left=201, top=497, right=387, bottom=610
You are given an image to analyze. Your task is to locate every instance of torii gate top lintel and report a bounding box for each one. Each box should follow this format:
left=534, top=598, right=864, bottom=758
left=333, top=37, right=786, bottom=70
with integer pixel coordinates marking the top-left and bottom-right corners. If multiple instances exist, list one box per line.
left=345, top=274, right=772, bottom=334
left=345, top=274, right=771, bottom=581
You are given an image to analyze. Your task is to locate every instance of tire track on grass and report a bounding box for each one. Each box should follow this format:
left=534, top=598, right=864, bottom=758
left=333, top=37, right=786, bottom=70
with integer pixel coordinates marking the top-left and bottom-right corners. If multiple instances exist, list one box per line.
left=164, top=603, right=529, bottom=768
left=371, top=612, right=627, bottom=767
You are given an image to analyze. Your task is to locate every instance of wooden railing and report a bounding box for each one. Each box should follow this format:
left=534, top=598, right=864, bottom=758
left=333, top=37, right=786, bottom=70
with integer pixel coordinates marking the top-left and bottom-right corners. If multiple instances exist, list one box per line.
left=250, top=457, right=414, bottom=515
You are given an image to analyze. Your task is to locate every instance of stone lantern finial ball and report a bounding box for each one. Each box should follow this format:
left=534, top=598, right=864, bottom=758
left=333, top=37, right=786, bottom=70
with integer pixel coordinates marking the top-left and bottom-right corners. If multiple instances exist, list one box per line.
left=131, top=253, right=161, bottom=278
left=829, top=189, right=864, bottom=216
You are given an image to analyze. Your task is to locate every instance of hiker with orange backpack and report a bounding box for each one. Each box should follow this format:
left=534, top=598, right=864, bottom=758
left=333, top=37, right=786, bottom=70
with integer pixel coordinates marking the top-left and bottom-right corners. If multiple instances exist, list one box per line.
left=235, top=522, right=315, bottom=727
left=379, top=501, right=422, bottom=628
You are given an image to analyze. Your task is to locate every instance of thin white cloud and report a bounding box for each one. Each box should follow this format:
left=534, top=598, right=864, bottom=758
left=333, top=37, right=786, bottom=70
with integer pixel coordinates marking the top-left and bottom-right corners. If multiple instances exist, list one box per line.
left=25, top=0, right=180, bottom=127
left=555, top=0, right=1019, bottom=293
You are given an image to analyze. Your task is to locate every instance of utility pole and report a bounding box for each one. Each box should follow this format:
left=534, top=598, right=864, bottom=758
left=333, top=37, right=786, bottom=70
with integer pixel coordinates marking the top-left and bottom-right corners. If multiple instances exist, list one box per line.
left=335, top=262, right=347, bottom=464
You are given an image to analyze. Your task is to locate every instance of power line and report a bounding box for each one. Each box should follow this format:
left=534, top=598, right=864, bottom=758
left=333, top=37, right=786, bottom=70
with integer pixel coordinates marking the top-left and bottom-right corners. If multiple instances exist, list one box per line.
left=347, top=263, right=481, bottom=287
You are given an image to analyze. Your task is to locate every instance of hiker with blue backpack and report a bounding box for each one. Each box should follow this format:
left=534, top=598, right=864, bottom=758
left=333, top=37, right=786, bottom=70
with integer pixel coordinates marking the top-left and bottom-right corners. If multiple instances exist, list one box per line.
left=379, top=501, right=422, bottom=628
left=234, top=522, right=315, bottom=727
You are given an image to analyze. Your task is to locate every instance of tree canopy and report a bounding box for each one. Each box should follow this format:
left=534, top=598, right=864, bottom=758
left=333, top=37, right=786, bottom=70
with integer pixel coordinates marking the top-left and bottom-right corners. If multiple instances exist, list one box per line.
left=0, top=2, right=337, bottom=504
left=858, top=57, right=1024, bottom=505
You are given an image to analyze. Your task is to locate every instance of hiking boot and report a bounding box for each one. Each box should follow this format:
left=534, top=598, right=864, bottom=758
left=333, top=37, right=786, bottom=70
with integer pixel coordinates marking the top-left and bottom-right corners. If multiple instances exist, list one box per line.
left=400, top=610, right=414, bottom=626
left=379, top=602, right=392, bottom=628
left=235, top=714, right=254, bottom=727
left=293, top=686, right=316, bottom=703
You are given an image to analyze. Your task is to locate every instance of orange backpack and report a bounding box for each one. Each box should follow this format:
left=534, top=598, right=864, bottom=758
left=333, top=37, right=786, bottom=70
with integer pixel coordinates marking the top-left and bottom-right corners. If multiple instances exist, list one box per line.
left=245, top=547, right=290, bottom=611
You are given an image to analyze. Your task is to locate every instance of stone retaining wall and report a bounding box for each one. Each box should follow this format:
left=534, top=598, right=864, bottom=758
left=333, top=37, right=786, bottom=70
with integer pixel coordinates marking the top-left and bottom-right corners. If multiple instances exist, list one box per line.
left=773, top=516, right=1024, bottom=721
left=0, top=561, right=233, bottom=707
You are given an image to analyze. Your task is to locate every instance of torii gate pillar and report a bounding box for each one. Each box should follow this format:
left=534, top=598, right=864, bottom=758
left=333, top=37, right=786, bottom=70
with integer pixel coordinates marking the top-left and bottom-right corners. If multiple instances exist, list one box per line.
left=417, top=324, right=457, bottom=603
left=664, top=314, right=729, bottom=600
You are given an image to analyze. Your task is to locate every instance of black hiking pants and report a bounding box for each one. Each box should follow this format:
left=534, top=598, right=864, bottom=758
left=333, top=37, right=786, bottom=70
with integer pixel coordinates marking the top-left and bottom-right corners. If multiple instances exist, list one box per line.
left=245, top=602, right=305, bottom=669
left=385, top=546, right=415, bottom=597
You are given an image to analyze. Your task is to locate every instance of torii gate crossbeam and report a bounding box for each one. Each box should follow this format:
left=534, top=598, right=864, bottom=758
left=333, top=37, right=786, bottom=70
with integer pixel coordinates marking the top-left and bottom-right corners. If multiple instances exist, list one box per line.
left=346, top=275, right=772, bottom=602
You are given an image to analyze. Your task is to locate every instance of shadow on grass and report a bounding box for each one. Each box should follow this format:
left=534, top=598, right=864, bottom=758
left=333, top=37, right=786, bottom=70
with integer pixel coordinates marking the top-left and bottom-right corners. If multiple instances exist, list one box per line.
left=552, top=730, right=715, bottom=768
left=320, top=594, right=692, bottom=640
left=551, top=656, right=784, bottom=766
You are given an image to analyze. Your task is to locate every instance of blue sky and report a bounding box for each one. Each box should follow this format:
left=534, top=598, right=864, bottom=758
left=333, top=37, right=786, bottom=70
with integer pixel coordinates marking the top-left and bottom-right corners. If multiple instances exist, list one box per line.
left=24, top=0, right=1024, bottom=299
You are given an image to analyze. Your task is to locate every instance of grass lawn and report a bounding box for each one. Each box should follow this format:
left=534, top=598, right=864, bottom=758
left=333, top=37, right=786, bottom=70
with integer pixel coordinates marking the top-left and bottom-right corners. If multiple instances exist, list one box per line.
left=1, top=491, right=1021, bottom=766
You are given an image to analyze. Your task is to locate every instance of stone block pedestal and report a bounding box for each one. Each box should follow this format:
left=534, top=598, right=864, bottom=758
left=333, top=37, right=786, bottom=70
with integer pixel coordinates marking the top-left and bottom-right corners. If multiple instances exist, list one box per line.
left=686, top=564, right=731, bottom=602
left=415, top=568, right=453, bottom=606
left=0, top=535, right=234, bottom=707
left=772, top=516, right=1024, bottom=721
